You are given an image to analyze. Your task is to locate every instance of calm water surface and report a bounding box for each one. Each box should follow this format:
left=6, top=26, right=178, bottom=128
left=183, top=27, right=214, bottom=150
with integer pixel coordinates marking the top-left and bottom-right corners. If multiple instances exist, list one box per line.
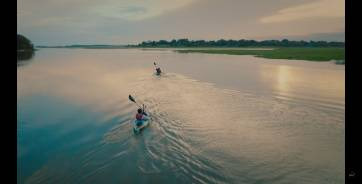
left=17, top=48, right=344, bottom=184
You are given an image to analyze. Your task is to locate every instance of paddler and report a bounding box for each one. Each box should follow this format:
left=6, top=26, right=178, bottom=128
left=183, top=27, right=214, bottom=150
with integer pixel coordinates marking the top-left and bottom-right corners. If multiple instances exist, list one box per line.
left=135, top=108, right=149, bottom=126
left=154, top=62, right=162, bottom=75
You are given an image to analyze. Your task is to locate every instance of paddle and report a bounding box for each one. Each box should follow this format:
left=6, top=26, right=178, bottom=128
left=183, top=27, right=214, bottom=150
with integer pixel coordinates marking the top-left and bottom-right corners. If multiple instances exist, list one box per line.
left=128, top=95, right=148, bottom=114
left=153, top=62, right=158, bottom=70
left=129, top=94, right=141, bottom=108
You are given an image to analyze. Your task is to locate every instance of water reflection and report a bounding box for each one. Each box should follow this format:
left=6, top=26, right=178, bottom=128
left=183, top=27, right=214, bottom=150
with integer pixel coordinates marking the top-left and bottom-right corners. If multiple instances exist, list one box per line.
left=260, top=63, right=344, bottom=106
left=276, top=65, right=292, bottom=94
left=18, top=49, right=345, bottom=184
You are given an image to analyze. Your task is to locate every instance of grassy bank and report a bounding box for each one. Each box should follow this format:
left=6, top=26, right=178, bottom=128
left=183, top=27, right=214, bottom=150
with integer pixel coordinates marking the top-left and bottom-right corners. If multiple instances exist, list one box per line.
left=176, top=47, right=345, bottom=62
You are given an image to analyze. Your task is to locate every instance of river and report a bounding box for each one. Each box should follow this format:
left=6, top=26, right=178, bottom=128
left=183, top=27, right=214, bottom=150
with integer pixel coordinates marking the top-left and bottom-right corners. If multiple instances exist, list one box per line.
left=17, top=48, right=345, bottom=184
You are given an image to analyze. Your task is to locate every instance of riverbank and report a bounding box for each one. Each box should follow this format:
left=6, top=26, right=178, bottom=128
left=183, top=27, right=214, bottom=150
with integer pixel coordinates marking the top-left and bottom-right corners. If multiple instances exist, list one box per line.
left=34, top=46, right=345, bottom=63
left=176, top=47, right=345, bottom=63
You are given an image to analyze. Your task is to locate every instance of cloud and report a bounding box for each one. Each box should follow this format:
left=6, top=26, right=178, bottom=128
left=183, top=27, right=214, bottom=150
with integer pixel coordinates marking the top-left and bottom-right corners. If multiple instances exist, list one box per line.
left=256, top=31, right=345, bottom=42
left=94, top=0, right=196, bottom=20
left=17, top=0, right=345, bottom=45
left=260, top=0, right=344, bottom=23
left=18, top=0, right=197, bottom=25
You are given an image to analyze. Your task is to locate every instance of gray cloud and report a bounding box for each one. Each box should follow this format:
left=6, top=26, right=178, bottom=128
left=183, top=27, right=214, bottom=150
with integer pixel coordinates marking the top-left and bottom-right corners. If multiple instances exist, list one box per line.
left=17, top=0, right=344, bottom=45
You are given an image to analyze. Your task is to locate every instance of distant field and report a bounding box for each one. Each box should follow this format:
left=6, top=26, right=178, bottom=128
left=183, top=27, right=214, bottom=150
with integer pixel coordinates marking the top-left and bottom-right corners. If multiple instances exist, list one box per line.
left=176, top=47, right=345, bottom=63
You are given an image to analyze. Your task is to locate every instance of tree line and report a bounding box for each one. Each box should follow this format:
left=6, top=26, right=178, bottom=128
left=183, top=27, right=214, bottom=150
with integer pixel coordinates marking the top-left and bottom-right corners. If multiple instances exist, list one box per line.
left=17, top=34, right=35, bottom=61
left=135, top=39, right=344, bottom=48
left=18, top=34, right=35, bottom=51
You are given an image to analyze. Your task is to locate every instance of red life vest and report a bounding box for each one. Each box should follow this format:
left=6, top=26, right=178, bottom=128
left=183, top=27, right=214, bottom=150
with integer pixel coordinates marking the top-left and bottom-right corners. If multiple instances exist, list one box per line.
left=136, top=113, right=143, bottom=120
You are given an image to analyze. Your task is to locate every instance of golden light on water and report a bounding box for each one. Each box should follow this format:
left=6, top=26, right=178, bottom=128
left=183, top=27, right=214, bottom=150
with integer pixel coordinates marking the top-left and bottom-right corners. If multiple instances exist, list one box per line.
left=260, top=62, right=344, bottom=104
left=260, top=64, right=295, bottom=96
left=275, top=65, right=292, bottom=95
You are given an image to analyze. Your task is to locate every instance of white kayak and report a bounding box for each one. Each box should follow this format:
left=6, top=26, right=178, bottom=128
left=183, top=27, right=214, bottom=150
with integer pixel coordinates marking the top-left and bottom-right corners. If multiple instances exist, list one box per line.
left=133, top=116, right=150, bottom=134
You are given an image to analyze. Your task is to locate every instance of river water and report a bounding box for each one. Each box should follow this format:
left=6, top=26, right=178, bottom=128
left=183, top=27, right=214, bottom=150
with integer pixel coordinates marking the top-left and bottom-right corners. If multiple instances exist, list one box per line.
left=17, top=48, right=345, bottom=184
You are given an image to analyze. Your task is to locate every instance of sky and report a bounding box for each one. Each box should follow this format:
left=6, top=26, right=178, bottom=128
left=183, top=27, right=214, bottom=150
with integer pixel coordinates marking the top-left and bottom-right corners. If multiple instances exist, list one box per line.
left=17, top=0, right=345, bottom=46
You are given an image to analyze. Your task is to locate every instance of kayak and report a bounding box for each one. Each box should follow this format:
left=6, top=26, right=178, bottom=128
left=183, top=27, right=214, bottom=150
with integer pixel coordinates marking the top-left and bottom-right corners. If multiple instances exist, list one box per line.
left=155, top=71, right=162, bottom=76
left=133, top=116, right=150, bottom=134
left=128, top=95, right=150, bottom=134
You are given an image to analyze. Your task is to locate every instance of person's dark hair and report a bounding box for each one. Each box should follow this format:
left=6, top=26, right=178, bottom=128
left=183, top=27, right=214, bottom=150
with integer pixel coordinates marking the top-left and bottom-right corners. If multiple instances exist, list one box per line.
left=137, top=108, right=143, bottom=113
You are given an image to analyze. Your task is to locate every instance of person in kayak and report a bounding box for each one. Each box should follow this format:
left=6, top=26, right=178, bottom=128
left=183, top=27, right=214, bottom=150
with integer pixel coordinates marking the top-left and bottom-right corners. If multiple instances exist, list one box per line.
left=154, top=62, right=162, bottom=75
left=136, top=108, right=149, bottom=126
left=156, top=67, right=162, bottom=75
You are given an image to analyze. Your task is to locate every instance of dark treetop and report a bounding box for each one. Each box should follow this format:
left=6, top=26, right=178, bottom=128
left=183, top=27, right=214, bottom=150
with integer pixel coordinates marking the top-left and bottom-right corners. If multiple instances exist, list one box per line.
left=134, top=39, right=344, bottom=48
left=18, top=34, right=35, bottom=51
left=17, top=34, right=35, bottom=62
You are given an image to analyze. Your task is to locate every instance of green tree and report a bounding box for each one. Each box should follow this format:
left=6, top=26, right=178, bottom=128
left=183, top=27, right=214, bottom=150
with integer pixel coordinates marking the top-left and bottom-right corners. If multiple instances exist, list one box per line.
left=17, top=34, right=34, bottom=51
left=135, top=38, right=344, bottom=48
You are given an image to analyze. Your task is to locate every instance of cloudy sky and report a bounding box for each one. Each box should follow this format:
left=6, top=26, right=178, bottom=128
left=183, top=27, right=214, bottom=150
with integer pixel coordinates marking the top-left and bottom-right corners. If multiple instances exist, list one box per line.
left=17, top=0, right=345, bottom=45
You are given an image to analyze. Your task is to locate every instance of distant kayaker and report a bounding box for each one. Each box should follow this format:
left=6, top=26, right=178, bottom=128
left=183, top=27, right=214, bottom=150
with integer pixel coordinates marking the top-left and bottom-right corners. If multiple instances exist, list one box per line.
left=154, top=62, right=162, bottom=75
